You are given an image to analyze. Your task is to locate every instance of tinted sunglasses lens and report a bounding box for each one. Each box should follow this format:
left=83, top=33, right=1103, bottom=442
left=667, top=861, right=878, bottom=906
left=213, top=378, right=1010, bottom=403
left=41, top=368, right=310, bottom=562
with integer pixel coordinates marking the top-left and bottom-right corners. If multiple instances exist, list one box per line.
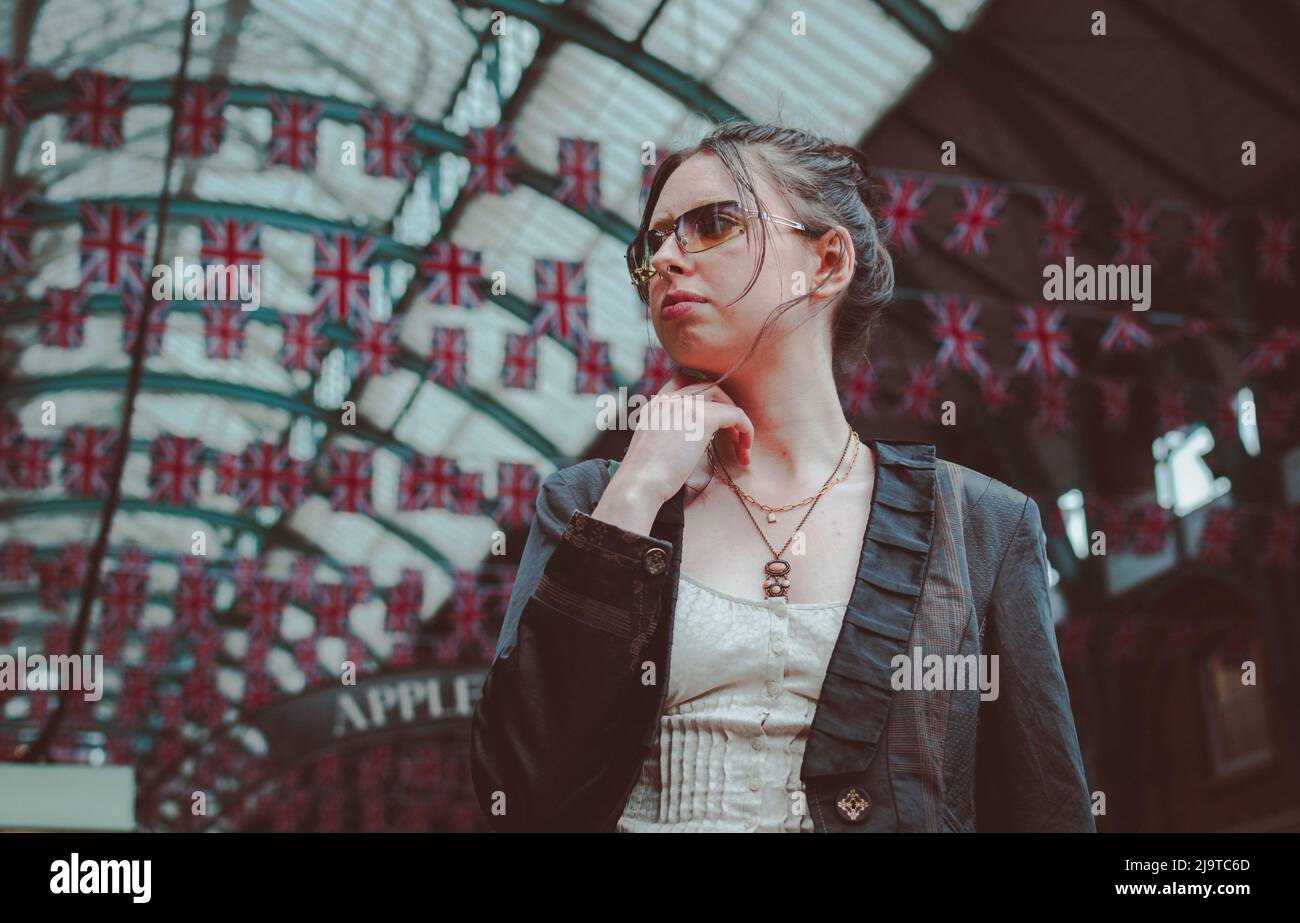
left=682, top=202, right=744, bottom=252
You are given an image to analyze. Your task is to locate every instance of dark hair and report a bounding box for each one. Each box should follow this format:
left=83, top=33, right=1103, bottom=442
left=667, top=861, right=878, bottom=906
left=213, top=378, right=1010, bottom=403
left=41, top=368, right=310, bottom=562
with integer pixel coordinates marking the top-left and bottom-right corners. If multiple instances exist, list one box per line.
left=635, top=119, right=894, bottom=390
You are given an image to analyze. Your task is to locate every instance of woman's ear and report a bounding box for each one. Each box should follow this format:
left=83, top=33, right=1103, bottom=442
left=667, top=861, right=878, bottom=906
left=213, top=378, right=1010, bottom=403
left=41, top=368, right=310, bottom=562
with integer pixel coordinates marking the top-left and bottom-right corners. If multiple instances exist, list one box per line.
left=813, top=227, right=855, bottom=299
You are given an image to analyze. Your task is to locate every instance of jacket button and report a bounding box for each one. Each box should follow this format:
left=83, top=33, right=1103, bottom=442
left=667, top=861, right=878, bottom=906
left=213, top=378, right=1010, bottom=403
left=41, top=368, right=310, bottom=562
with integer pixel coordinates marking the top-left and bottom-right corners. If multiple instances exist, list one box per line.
left=643, top=547, right=668, bottom=575
left=834, top=786, right=870, bottom=823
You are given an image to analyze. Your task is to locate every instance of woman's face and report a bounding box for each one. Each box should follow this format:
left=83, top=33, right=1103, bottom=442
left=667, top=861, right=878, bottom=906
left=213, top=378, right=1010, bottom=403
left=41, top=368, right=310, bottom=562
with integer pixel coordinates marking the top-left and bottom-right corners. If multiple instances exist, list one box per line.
left=646, top=152, right=816, bottom=377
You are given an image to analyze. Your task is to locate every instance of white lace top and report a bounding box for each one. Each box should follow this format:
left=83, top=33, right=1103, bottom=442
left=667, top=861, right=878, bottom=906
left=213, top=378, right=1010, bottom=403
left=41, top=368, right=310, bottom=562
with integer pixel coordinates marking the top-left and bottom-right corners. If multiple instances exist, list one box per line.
left=616, top=572, right=851, bottom=832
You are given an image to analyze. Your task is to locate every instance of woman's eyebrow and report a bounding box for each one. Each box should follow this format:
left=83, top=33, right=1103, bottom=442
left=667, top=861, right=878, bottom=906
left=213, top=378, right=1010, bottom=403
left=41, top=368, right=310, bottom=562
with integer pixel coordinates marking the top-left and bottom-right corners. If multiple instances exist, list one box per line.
left=649, top=197, right=727, bottom=228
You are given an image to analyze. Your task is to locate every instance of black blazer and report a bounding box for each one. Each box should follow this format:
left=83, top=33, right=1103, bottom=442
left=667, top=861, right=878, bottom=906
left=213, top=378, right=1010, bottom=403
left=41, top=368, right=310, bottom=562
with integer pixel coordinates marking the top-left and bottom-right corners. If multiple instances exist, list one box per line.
left=470, top=440, right=1096, bottom=832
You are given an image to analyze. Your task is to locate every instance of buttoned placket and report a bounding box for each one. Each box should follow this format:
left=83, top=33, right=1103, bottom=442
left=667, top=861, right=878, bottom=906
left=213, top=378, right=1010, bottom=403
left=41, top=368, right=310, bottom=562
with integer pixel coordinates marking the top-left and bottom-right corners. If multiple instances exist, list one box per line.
left=738, top=594, right=802, bottom=831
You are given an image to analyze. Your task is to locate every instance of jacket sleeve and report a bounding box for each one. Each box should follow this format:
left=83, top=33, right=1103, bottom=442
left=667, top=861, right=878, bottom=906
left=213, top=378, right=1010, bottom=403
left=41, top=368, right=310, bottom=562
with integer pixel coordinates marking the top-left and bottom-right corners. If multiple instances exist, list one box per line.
left=974, top=496, right=1096, bottom=832
left=468, top=465, right=675, bottom=832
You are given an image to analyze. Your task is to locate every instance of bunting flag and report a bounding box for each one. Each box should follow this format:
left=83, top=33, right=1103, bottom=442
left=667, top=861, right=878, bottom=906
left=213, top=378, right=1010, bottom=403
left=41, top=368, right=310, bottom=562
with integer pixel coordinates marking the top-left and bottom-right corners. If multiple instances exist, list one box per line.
left=398, top=454, right=459, bottom=511
left=203, top=302, right=248, bottom=359
left=175, top=558, right=216, bottom=631
left=839, top=360, right=879, bottom=417
left=495, top=462, right=539, bottom=529
left=1130, top=503, right=1173, bottom=555
left=945, top=182, right=1007, bottom=256
left=214, top=450, right=243, bottom=496
left=925, top=293, right=988, bottom=378
left=232, top=555, right=263, bottom=595
left=288, top=555, right=318, bottom=604
left=243, top=672, right=276, bottom=711
left=117, top=669, right=152, bottom=724
left=247, top=576, right=286, bottom=635
left=37, top=288, right=87, bottom=348
left=62, top=425, right=117, bottom=497
left=361, top=109, right=417, bottom=180
left=640, top=345, right=674, bottom=394
left=979, top=370, right=1012, bottom=413
left=101, top=568, right=147, bottom=630
left=530, top=258, right=589, bottom=345
left=1257, top=215, right=1294, bottom=284
left=1099, top=379, right=1131, bottom=430
left=464, top=123, right=518, bottom=196
left=266, top=95, right=323, bottom=171
left=344, top=565, right=373, bottom=604
left=351, top=315, right=399, bottom=377
left=575, top=337, right=613, bottom=394
left=279, top=309, right=328, bottom=372
left=237, top=440, right=310, bottom=510
left=1013, top=305, right=1076, bottom=379
left=420, top=240, right=484, bottom=308
left=66, top=70, right=128, bottom=148
left=176, top=84, right=226, bottom=158
left=1036, top=377, right=1071, bottom=433
left=0, top=541, right=35, bottom=583
left=144, top=627, right=174, bottom=671
left=7, top=436, right=52, bottom=489
left=1242, top=327, right=1294, bottom=375
left=1099, top=313, right=1154, bottom=353
left=59, top=543, right=90, bottom=590
left=0, top=413, right=19, bottom=488
left=879, top=174, right=933, bottom=253
left=121, top=294, right=167, bottom=356
left=312, top=232, right=374, bottom=330
left=438, top=570, right=496, bottom=663
left=199, top=217, right=262, bottom=266
left=501, top=332, right=538, bottom=389
left=1186, top=209, right=1227, bottom=278
left=1155, top=382, right=1190, bottom=432
left=294, top=637, right=319, bottom=677
left=453, top=470, right=484, bottom=516
left=0, top=192, right=32, bottom=272
left=899, top=363, right=941, bottom=421
left=1038, top=191, right=1084, bottom=262
left=428, top=326, right=469, bottom=388
left=554, top=137, right=601, bottom=212
left=1113, top=200, right=1158, bottom=264
left=1196, top=506, right=1237, bottom=564
left=0, top=57, right=28, bottom=124
left=79, top=203, right=149, bottom=292
left=313, top=583, right=352, bottom=637
left=324, top=447, right=375, bottom=514
left=147, top=434, right=204, bottom=505
left=384, top=568, right=423, bottom=633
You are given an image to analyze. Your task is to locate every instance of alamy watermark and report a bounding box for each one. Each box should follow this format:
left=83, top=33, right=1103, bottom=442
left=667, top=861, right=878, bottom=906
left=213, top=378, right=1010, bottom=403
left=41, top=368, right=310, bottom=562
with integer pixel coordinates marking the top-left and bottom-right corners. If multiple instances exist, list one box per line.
left=1043, top=256, right=1151, bottom=311
left=0, top=647, right=104, bottom=701
left=890, top=647, right=999, bottom=701
left=595, top=387, right=706, bottom=440
left=151, top=256, right=261, bottom=311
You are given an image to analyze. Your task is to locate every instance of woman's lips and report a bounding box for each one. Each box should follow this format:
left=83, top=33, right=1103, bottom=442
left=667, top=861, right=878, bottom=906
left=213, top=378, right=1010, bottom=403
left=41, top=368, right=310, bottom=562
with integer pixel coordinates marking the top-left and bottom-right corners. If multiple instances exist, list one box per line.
left=661, top=297, right=704, bottom=321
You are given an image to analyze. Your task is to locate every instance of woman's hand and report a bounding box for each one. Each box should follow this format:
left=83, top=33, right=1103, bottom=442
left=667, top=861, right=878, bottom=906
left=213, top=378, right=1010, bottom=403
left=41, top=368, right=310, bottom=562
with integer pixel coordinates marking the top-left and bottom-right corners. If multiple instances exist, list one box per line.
left=592, top=372, right=754, bottom=534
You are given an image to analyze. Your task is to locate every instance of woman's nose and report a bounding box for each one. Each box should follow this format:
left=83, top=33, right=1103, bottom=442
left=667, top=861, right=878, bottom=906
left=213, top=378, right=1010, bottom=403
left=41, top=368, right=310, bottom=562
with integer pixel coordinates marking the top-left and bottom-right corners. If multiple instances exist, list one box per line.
left=650, top=233, right=689, bottom=278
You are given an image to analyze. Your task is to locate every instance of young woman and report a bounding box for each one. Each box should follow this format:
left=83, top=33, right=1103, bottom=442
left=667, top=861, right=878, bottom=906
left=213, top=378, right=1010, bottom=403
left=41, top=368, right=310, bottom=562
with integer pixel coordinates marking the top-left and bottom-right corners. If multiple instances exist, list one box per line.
left=470, top=121, right=1094, bottom=833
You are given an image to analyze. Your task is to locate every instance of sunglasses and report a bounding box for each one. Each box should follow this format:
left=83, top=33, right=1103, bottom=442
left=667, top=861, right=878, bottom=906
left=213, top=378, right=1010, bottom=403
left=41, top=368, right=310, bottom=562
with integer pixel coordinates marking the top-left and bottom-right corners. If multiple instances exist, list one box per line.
left=625, top=199, right=807, bottom=297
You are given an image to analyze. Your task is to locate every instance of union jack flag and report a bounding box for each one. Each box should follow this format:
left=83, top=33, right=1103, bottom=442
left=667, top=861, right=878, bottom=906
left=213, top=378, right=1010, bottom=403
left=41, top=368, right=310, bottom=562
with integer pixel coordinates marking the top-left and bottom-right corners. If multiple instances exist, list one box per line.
left=1257, top=214, right=1294, bottom=284
left=1155, top=382, right=1190, bottom=432
left=116, top=543, right=149, bottom=575
left=1099, top=379, right=1131, bottom=430
left=2, top=412, right=27, bottom=483
left=437, top=570, right=496, bottom=663
left=176, top=83, right=226, bottom=158
left=38, top=289, right=89, bottom=348
left=59, top=543, right=91, bottom=590
left=144, top=627, right=174, bottom=671
left=1131, top=503, right=1173, bottom=555
left=575, top=337, right=613, bottom=393
left=453, top=470, right=484, bottom=516
left=243, top=672, right=276, bottom=711
left=428, top=326, right=468, bottom=388
left=0, top=57, right=28, bottom=124
left=1264, top=511, right=1298, bottom=569
left=555, top=137, right=601, bottom=212
left=1195, top=506, right=1236, bottom=564
left=878, top=174, right=932, bottom=253
left=66, top=70, right=128, bottom=148
left=839, top=360, right=879, bottom=417
left=1243, top=328, right=1294, bottom=374
left=246, top=576, right=286, bottom=635
left=464, top=123, right=518, bottom=197
left=899, top=363, right=941, bottom=421
left=79, top=203, right=149, bottom=292
left=175, top=558, right=216, bottom=631
left=200, top=217, right=261, bottom=267
left=1013, top=305, right=1076, bottom=379
left=420, top=239, right=484, bottom=308
left=294, top=637, right=320, bottom=678
left=495, top=462, right=539, bottom=529
left=214, top=450, right=242, bottom=496
left=325, top=447, right=374, bottom=514
left=945, top=182, right=1007, bottom=256
left=384, top=568, right=423, bottom=633
left=313, top=583, right=352, bottom=636
left=117, top=669, right=152, bottom=724
left=398, top=454, right=459, bottom=510
left=312, top=232, right=374, bottom=329
left=1035, top=377, right=1071, bottom=433
left=1099, top=313, right=1154, bottom=353
left=237, top=441, right=310, bottom=510
left=351, top=315, right=399, bottom=378
left=1113, top=200, right=1158, bottom=264
left=279, top=309, right=328, bottom=372
left=62, top=426, right=117, bottom=497
left=101, top=568, right=147, bottom=630
left=979, top=370, right=1012, bottom=413
left=501, top=332, right=538, bottom=389
left=1037, top=191, right=1084, bottom=263
left=266, top=95, right=322, bottom=171
left=147, top=434, right=204, bottom=505
left=344, top=565, right=373, bottom=605
left=232, top=555, right=263, bottom=595
left=4, top=437, right=51, bottom=490
left=121, top=294, right=167, bottom=356
left=0, top=540, right=34, bottom=584
left=0, top=192, right=32, bottom=271
left=1186, top=209, right=1227, bottom=277
left=203, top=303, right=248, bottom=359
left=640, top=345, right=674, bottom=394
left=361, top=109, right=417, bottom=180
left=289, top=555, right=318, bottom=604
left=530, top=258, right=589, bottom=345
left=925, top=294, right=988, bottom=378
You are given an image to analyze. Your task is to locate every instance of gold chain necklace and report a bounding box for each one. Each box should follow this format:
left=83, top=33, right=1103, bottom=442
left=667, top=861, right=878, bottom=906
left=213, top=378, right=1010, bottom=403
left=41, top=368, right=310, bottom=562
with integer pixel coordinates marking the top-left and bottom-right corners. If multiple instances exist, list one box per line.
left=707, top=427, right=858, bottom=600
left=707, top=430, right=860, bottom=522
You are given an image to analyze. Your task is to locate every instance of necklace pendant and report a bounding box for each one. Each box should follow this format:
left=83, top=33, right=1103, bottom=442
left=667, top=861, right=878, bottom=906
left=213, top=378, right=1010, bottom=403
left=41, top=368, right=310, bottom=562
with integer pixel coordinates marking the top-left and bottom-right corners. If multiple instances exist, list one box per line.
left=766, top=511, right=777, bottom=523
left=762, top=559, right=791, bottom=599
